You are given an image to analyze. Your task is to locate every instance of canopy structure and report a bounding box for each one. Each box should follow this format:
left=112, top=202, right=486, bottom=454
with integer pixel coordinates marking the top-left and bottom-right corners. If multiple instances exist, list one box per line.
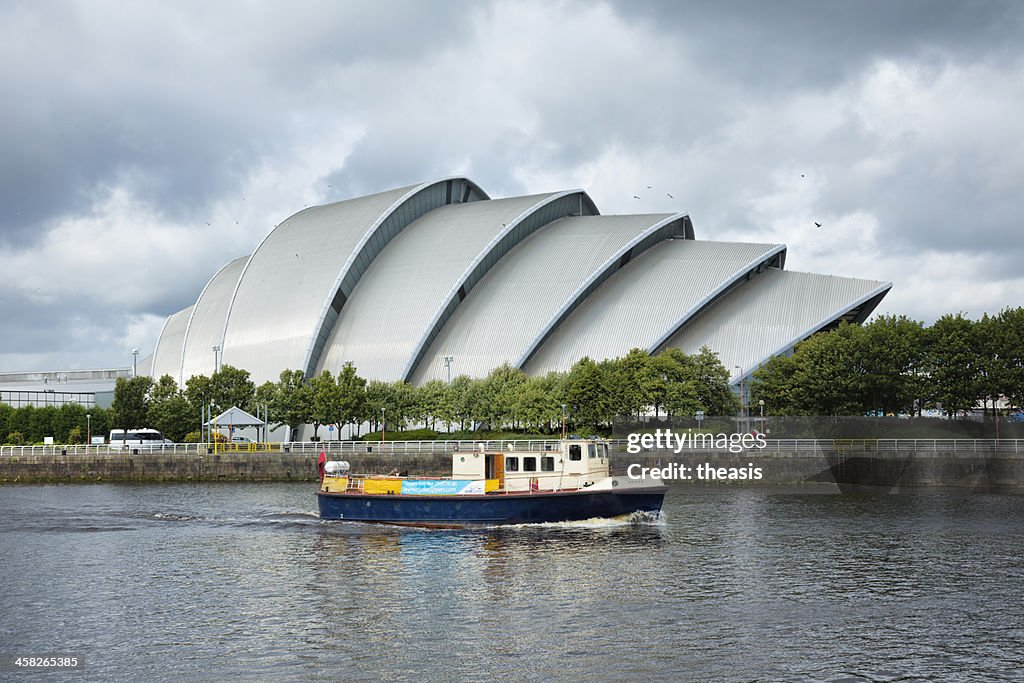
left=205, top=406, right=263, bottom=427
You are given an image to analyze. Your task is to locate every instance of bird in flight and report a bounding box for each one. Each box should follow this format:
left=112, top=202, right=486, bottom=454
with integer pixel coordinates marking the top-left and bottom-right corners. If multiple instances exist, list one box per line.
left=666, top=192, right=673, bottom=199
left=633, top=195, right=640, bottom=199
left=814, top=222, right=822, bottom=228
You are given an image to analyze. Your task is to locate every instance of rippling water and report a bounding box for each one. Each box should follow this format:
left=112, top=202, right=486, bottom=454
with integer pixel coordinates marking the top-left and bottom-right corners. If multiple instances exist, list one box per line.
left=1, top=483, right=1022, bottom=682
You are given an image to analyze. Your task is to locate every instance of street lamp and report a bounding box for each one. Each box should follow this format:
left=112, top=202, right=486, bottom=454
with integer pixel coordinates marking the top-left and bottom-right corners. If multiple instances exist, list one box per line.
left=86, top=413, right=91, bottom=446
left=443, top=355, right=454, bottom=383
left=758, top=399, right=765, bottom=435
left=561, top=403, right=567, bottom=439
left=212, top=345, right=221, bottom=374
left=131, top=348, right=139, bottom=378
left=733, top=366, right=745, bottom=416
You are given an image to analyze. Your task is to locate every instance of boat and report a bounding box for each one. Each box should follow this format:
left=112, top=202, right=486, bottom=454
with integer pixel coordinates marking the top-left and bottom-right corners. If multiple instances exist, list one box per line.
left=317, top=438, right=667, bottom=527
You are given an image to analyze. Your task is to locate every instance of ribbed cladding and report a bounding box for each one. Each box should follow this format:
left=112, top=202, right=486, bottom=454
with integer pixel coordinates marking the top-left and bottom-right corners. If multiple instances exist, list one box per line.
left=646, top=244, right=787, bottom=356
left=179, top=256, right=249, bottom=384
left=410, top=213, right=684, bottom=384
left=522, top=240, right=788, bottom=375
left=316, top=192, right=572, bottom=382
left=220, top=183, right=427, bottom=385
left=150, top=306, right=193, bottom=384
left=514, top=214, right=690, bottom=372
left=400, top=190, right=600, bottom=382
left=659, top=268, right=892, bottom=385
left=301, top=177, right=489, bottom=378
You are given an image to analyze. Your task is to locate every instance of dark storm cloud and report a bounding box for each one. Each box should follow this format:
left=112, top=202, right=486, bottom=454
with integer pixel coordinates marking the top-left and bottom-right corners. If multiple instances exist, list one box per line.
left=0, top=0, right=474, bottom=246
left=613, top=0, right=1024, bottom=88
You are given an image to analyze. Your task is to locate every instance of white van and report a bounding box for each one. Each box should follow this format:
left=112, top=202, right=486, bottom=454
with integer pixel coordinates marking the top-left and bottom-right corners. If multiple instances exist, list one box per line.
left=108, top=428, right=174, bottom=451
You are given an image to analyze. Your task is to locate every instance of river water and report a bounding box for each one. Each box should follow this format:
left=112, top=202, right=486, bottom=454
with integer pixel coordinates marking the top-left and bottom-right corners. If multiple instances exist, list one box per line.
left=1, top=483, right=1022, bottom=682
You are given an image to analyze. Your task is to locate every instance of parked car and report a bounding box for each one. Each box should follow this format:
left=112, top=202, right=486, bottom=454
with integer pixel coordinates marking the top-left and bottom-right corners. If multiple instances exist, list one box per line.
left=231, top=435, right=254, bottom=444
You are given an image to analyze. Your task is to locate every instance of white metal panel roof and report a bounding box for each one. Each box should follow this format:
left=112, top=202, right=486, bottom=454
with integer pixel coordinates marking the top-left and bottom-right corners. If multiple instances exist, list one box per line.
left=179, top=256, right=248, bottom=383
left=411, top=213, right=681, bottom=383
left=219, top=179, right=485, bottom=384
left=662, top=268, right=892, bottom=383
left=317, top=192, right=579, bottom=381
left=150, top=306, right=192, bottom=382
left=523, top=239, right=785, bottom=374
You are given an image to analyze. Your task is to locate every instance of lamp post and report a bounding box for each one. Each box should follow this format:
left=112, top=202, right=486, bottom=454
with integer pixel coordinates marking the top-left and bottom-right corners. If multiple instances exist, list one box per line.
left=734, top=365, right=745, bottom=432
left=86, top=413, right=91, bottom=446
left=443, top=355, right=454, bottom=383
left=381, top=408, right=386, bottom=448
left=758, top=399, right=765, bottom=435
left=212, top=345, right=221, bottom=374
left=131, top=348, right=139, bottom=378
left=561, top=403, right=567, bottom=440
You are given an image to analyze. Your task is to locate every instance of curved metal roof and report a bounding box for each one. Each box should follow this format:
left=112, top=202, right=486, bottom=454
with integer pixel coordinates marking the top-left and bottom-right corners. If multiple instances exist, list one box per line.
left=179, top=255, right=248, bottom=383
left=411, top=213, right=686, bottom=384
left=660, top=268, right=892, bottom=384
left=523, top=239, right=785, bottom=375
left=220, top=178, right=486, bottom=384
left=150, top=306, right=193, bottom=382
left=317, top=191, right=597, bottom=382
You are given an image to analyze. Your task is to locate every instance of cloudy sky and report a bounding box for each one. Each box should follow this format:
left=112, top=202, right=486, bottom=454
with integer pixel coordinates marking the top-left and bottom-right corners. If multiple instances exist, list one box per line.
left=2, top=0, right=1022, bottom=371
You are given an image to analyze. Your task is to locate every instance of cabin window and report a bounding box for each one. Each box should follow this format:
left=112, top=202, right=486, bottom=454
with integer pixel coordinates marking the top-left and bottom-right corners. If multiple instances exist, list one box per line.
left=569, top=445, right=582, bottom=461
left=588, top=444, right=596, bottom=458
left=523, top=456, right=537, bottom=472
left=541, top=457, right=555, bottom=472
left=505, top=456, right=519, bottom=472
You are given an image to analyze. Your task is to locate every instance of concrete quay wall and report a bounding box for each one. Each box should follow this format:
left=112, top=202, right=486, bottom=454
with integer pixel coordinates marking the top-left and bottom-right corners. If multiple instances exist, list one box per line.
left=0, top=447, right=1021, bottom=492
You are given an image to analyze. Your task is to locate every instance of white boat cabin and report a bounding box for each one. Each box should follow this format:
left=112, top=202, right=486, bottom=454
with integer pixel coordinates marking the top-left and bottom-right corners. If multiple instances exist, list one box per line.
left=452, top=439, right=611, bottom=492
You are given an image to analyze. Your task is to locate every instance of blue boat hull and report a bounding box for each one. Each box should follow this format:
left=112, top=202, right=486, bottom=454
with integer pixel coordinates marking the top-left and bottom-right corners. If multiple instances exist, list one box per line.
left=317, top=488, right=667, bottom=526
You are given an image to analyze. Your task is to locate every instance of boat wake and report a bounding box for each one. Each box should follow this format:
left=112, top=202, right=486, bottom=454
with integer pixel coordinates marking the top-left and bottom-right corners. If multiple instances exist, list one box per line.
left=496, top=510, right=666, bottom=530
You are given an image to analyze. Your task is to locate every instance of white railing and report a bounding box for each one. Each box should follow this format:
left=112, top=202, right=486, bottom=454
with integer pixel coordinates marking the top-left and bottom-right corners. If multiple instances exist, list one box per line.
left=1, top=438, right=1021, bottom=458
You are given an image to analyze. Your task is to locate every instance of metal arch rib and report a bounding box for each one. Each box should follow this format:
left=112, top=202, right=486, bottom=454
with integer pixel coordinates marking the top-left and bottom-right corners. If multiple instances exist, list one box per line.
left=514, top=212, right=691, bottom=370
left=300, top=176, right=489, bottom=378
left=178, top=257, right=246, bottom=385
left=646, top=244, right=788, bottom=356
left=149, top=311, right=175, bottom=382
left=401, top=189, right=600, bottom=382
left=730, top=280, right=893, bottom=386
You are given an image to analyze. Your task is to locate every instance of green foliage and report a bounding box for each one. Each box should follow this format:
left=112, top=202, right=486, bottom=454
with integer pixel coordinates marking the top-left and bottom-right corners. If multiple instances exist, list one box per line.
left=111, top=376, right=153, bottom=431
left=209, top=365, right=256, bottom=414
left=146, top=375, right=195, bottom=442
left=751, top=309, right=1024, bottom=416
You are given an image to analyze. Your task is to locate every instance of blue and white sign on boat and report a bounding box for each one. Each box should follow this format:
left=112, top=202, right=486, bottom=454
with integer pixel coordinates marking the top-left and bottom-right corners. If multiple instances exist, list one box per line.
left=401, top=480, right=486, bottom=495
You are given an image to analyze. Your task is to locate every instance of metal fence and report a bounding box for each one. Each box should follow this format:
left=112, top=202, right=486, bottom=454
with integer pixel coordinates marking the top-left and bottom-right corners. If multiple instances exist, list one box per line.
left=1, top=438, right=1022, bottom=458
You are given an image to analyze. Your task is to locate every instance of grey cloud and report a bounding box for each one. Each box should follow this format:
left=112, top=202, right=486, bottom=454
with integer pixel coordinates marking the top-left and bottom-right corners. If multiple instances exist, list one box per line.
left=613, top=0, right=1024, bottom=89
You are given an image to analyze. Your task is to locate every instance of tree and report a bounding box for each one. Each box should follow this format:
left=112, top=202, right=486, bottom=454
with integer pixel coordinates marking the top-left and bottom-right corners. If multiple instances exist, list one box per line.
left=690, top=346, right=739, bottom=416
left=111, top=376, right=154, bottom=436
left=857, top=315, right=926, bottom=415
left=146, top=375, right=194, bottom=442
left=271, top=370, right=312, bottom=440
left=309, top=370, right=338, bottom=439
left=209, top=365, right=255, bottom=414
left=751, top=354, right=802, bottom=415
left=924, top=314, right=980, bottom=416
left=565, top=357, right=610, bottom=431
left=336, top=362, right=367, bottom=437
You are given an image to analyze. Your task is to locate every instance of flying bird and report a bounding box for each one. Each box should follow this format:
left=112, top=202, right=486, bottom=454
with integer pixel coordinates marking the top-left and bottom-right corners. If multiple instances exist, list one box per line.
left=801, top=174, right=805, bottom=178
left=666, top=192, right=673, bottom=199
left=814, top=222, right=822, bottom=228
left=633, top=195, right=640, bottom=199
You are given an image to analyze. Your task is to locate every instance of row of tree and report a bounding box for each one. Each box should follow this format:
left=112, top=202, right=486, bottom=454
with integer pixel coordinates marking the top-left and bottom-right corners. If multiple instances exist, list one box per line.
left=750, top=309, right=1024, bottom=416
left=72, top=346, right=737, bottom=443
